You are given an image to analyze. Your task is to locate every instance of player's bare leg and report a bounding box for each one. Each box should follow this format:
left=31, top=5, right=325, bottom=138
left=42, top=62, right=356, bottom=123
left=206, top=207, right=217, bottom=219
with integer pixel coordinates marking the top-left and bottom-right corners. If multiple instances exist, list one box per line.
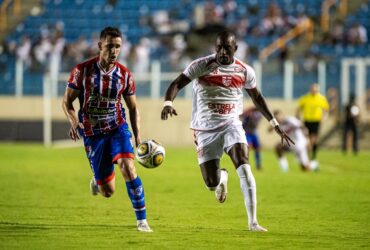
left=118, top=158, right=152, bottom=232
left=228, top=143, right=267, bottom=232
left=200, top=160, right=228, bottom=203
left=275, top=144, right=289, bottom=172
left=98, top=178, right=116, bottom=197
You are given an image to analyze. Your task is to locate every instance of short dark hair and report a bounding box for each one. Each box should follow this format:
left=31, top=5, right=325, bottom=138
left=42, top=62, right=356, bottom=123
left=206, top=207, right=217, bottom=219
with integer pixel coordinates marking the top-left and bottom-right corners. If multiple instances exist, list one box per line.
left=216, top=30, right=235, bottom=41
left=100, top=27, right=122, bottom=40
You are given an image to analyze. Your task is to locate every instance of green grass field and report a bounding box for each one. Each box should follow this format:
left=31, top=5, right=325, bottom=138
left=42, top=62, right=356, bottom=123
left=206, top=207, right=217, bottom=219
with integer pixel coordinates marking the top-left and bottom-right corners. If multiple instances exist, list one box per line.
left=0, top=143, right=369, bottom=249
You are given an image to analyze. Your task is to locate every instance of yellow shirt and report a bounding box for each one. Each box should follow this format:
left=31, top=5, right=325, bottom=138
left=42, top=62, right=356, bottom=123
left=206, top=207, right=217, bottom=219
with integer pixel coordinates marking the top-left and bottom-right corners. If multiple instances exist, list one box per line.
left=298, top=93, right=329, bottom=122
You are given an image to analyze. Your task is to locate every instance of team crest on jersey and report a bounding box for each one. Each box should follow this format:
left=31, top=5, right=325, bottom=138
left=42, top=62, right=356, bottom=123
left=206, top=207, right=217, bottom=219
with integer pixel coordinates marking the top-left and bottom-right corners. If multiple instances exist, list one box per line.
left=222, top=76, right=232, bottom=86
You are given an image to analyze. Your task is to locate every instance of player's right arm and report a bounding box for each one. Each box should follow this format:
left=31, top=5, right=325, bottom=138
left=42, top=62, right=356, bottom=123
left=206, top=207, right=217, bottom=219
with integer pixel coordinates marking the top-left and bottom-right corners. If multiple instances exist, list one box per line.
left=161, top=73, right=191, bottom=120
left=62, top=87, right=83, bottom=141
left=62, top=65, right=84, bottom=141
left=161, top=56, right=217, bottom=120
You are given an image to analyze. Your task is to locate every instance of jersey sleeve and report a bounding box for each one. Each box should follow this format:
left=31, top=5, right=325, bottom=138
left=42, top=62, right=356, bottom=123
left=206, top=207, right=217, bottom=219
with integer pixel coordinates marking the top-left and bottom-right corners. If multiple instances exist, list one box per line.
left=122, top=72, right=136, bottom=96
left=183, top=58, right=208, bottom=80
left=67, top=65, right=83, bottom=90
left=244, top=65, right=257, bottom=89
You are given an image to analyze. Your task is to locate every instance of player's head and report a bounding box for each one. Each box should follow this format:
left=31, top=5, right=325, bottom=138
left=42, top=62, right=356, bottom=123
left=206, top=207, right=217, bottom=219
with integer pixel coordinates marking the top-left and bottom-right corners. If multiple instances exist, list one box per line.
left=98, top=27, right=122, bottom=65
left=310, top=83, right=319, bottom=95
left=273, top=110, right=283, bottom=122
left=215, top=30, right=237, bottom=65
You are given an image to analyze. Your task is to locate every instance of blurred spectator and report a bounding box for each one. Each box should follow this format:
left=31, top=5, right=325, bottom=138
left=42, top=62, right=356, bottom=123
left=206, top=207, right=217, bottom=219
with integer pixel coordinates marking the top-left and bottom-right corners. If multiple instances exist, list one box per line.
left=326, top=87, right=339, bottom=120
left=132, top=37, right=151, bottom=73
left=330, top=20, right=345, bottom=45
left=342, top=94, right=360, bottom=154
left=347, top=23, right=368, bottom=45
left=118, top=34, right=132, bottom=66
left=16, top=35, right=32, bottom=68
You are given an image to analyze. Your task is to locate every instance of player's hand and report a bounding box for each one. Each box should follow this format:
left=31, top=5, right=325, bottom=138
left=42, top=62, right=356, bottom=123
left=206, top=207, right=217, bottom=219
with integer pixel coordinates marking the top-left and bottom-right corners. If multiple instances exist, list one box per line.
left=274, top=125, right=295, bottom=147
left=161, top=106, right=178, bottom=120
left=69, top=121, right=83, bottom=141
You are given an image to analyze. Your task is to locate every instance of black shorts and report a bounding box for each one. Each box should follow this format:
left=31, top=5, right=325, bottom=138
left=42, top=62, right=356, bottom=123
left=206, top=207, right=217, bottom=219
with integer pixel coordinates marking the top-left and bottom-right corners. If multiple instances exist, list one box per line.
left=304, top=121, right=320, bottom=135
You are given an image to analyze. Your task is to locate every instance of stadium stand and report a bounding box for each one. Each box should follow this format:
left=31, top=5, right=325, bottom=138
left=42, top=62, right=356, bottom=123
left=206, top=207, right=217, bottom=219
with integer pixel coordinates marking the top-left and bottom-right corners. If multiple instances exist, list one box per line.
left=0, top=0, right=369, bottom=97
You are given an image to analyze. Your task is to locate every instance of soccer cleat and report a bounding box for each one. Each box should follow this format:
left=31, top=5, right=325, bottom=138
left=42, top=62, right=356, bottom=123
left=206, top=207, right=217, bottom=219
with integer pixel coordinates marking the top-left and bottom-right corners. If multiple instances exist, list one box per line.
left=137, top=221, right=153, bottom=233
left=249, top=223, right=268, bottom=232
left=310, top=160, right=319, bottom=171
left=215, top=168, right=228, bottom=203
left=90, top=178, right=99, bottom=196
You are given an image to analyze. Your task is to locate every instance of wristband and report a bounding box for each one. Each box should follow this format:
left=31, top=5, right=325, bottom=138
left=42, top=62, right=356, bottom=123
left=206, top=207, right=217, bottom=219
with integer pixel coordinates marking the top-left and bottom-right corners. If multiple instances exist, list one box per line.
left=164, top=100, right=173, bottom=107
left=269, top=118, right=279, bottom=127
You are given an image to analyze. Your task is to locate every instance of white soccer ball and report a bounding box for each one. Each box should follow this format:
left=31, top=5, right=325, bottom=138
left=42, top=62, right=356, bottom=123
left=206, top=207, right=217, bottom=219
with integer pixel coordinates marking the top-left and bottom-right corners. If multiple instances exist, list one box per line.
left=136, top=139, right=165, bottom=169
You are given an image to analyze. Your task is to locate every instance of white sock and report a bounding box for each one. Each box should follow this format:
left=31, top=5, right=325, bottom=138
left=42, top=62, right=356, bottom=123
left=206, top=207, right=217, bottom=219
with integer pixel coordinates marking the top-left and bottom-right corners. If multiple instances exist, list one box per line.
left=279, top=157, right=289, bottom=172
left=236, top=164, right=257, bottom=225
left=137, top=219, right=147, bottom=225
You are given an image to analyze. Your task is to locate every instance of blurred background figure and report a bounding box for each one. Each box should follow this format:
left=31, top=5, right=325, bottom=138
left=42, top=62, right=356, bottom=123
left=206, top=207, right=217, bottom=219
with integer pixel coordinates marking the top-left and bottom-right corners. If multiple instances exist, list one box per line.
left=296, top=83, right=329, bottom=164
left=342, top=94, right=360, bottom=155
left=241, top=107, right=263, bottom=170
left=271, top=110, right=317, bottom=172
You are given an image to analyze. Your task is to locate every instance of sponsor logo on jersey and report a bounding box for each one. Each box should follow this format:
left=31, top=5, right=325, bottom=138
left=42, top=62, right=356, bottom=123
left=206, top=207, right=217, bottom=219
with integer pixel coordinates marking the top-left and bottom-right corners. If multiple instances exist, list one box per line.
left=208, top=103, right=235, bottom=114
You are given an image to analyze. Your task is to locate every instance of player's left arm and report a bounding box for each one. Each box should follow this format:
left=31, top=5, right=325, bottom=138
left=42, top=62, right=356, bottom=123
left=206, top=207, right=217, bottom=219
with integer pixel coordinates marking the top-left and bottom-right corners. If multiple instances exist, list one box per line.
left=124, top=95, right=141, bottom=147
left=246, top=87, right=295, bottom=146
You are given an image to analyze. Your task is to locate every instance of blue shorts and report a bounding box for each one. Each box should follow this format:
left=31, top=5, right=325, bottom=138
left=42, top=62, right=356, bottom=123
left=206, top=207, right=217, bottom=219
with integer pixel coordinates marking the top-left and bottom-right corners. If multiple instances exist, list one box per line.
left=82, top=123, right=134, bottom=185
left=246, top=133, right=260, bottom=149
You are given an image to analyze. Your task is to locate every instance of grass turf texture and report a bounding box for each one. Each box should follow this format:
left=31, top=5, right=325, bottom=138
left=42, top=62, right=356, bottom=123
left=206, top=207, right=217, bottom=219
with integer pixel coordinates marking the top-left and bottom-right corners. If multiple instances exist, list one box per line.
left=0, top=144, right=369, bottom=249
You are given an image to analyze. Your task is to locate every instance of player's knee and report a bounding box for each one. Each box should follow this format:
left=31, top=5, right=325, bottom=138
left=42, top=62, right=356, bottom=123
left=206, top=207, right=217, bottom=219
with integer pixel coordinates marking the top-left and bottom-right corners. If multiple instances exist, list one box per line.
left=100, top=187, right=115, bottom=198
left=204, top=178, right=219, bottom=190
left=234, top=158, right=248, bottom=168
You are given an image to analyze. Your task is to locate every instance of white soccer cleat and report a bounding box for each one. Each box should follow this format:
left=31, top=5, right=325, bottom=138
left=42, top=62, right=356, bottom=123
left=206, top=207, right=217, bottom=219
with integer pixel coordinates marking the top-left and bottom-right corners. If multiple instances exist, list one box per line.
left=309, top=160, right=319, bottom=171
left=90, top=178, right=99, bottom=196
left=215, top=168, right=228, bottom=203
left=137, top=221, right=153, bottom=233
left=249, top=223, right=268, bottom=232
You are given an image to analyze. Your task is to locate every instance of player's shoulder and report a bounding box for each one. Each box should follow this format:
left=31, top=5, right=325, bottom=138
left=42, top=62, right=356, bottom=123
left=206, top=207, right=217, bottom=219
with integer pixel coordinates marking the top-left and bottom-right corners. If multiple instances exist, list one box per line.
left=75, top=56, right=99, bottom=69
left=286, top=116, right=301, bottom=125
left=189, top=54, right=215, bottom=67
left=115, top=61, right=132, bottom=75
left=234, top=57, right=255, bottom=75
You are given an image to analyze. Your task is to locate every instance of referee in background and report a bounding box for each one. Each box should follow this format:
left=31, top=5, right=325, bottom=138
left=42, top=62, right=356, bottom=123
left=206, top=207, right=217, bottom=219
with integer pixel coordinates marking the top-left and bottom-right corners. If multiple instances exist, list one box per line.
left=296, top=83, right=329, bottom=163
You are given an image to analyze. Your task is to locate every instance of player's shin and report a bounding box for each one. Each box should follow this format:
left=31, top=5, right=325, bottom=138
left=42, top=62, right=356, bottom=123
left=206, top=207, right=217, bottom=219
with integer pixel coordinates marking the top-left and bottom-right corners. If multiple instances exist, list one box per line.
left=125, top=176, right=147, bottom=221
left=236, top=164, right=257, bottom=225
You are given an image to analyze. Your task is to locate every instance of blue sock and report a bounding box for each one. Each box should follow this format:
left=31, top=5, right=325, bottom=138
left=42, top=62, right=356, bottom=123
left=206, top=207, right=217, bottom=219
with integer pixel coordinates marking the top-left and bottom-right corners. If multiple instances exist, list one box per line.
left=255, top=151, right=261, bottom=169
left=125, top=176, right=146, bottom=220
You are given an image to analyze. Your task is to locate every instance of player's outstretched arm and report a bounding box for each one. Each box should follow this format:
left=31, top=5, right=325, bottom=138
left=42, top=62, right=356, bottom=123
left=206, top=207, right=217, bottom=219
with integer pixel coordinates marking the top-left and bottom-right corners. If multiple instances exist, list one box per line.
left=62, top=87, right=83, bottom=141
left=161, top=73, right=191, bottom=120
left=246, top=88, right=295, bottom=147
left=124, top=95, right=141, bottom=147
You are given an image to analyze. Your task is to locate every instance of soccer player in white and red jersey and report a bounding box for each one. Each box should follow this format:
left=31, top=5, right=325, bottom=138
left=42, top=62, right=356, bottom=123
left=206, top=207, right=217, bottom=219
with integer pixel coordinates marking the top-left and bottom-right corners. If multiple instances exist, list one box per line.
left=161, top=30, right=294, bottom=232
left=62, top=27, right=152, bottom=232
left=271, top=110, right=315, bottom=172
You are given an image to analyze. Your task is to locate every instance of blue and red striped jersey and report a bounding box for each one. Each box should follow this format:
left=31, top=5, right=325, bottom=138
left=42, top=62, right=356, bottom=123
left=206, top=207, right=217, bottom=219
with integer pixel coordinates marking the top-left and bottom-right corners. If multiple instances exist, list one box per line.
left=67, top=56, right=136, bottom=136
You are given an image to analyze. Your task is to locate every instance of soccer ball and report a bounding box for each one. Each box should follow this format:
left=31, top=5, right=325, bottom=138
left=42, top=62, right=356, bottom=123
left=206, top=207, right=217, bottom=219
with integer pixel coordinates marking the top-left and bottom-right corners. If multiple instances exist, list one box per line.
left=136, top=139, right=165, bottom=168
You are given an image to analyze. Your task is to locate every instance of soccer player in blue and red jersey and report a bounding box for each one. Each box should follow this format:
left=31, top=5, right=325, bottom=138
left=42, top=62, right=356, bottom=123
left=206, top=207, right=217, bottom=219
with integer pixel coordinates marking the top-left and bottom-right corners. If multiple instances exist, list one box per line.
left=62, top=27, right=152, bottom=232
left=241, top=107, right=263, bottom=170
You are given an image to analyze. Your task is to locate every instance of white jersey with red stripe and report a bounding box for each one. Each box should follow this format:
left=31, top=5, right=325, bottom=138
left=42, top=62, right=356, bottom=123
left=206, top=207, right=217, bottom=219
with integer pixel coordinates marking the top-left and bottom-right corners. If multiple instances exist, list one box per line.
left=280, top=116, right=307, bottom=146
left=183, top=54, right=256, bottom=131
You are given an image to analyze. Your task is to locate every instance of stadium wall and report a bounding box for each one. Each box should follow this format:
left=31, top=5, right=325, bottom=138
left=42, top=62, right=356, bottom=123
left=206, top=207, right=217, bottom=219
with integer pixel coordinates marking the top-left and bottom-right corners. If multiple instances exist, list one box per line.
left=0, top=97, right=330, bottom=148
